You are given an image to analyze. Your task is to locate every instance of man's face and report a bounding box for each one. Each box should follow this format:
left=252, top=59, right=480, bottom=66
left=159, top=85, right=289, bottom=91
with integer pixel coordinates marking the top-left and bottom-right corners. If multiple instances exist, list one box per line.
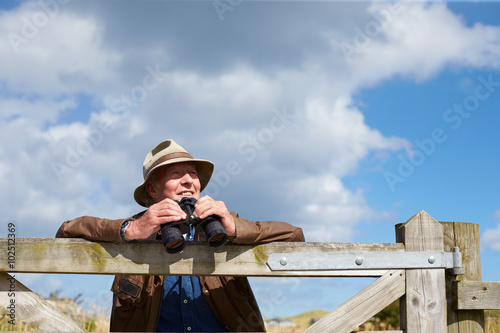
left=147, top=161, right=201, bottom=202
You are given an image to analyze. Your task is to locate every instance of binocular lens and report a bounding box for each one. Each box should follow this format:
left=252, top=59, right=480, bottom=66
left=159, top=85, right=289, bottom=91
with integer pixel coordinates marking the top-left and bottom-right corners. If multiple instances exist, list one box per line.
left=161, top=225, right=185, bottom=254
left=203, top=219, right=228, bottom=247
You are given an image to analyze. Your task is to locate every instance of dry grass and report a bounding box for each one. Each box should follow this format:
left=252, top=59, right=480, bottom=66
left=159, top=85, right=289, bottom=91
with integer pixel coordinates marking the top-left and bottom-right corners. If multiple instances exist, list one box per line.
left=486, top=310, right=500, bottom=333
left=2, top=301, right=499, bottom=332
left=0, top=310, right=34, bottom=331
left=0, top=297, right=110, bottom=332
left=265, top=309, right=329, bottom=332
left=265, top=307, right=500, bottom=332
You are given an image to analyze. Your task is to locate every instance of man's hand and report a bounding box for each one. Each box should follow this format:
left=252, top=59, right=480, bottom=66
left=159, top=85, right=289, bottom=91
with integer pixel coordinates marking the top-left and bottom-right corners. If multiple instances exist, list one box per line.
left=194, top=195, right=236, bottom=237
left=125, top=198, right=187, bottom=240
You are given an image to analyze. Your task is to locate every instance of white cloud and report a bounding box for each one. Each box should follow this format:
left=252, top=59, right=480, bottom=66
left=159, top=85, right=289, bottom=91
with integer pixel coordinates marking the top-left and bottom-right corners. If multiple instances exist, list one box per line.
left=0, top=102, right=140, bottom=236
left=290, top=175, right=375, bottom=242
left=482, top=224, right=500, bottom=252
left=301, top=97, right=409, bottom=175
left=482, top=210, right=500, bottom=251
left=0, top=96, right=76, bottom=126
left=337, top=2, right=500, bottom=87
left=0, top=1, right=122, bottom=95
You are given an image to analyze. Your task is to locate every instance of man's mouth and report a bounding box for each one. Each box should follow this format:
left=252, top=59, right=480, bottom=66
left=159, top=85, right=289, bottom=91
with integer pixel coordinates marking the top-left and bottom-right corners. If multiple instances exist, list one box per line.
left=180, top=191, right=193, bottom=197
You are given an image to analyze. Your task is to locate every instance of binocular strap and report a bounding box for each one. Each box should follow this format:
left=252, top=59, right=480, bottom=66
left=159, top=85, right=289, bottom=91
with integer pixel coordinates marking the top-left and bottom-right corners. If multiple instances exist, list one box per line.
left=186, top=224, right=196, bottom=241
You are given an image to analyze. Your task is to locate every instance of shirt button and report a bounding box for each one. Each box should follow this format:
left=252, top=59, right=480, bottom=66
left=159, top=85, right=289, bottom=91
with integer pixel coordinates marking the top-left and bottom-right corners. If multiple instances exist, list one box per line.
left=203, top=290, right=209, bottom=295
left=183, top=299, right=188, bottom=304
left=187, top=327, right=192, bottom=331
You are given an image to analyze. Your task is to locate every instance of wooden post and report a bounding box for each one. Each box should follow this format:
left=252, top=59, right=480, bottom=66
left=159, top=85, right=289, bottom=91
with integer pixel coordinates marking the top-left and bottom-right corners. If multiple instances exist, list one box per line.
left=442, top=222, right=485, bottom=333
left=396, top=210, right=447, bottom=332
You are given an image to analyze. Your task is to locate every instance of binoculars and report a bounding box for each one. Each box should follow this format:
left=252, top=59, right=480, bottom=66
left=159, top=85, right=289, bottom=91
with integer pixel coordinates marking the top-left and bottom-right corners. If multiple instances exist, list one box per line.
left=160, top=197, right=228, bottom=254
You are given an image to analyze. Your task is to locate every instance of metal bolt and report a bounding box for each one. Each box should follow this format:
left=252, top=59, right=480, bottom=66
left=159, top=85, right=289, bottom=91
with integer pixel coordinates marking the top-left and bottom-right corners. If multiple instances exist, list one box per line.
left=280, top=257, right=288, bottom=266
left=428, top=256, right=436, bottom=264
left=355, top=257, right=363, bottom=266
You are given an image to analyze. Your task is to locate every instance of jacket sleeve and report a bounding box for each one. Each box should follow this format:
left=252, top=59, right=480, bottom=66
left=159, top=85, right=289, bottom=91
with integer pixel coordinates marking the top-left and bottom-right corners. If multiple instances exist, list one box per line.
left=55, top=216, right=127, bottom=243
left=230, top=212, right=305, bottom=244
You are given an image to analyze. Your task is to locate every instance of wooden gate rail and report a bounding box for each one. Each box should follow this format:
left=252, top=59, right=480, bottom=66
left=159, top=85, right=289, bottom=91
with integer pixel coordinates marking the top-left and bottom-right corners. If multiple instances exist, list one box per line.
left=0, top=238, right=404, bottom=277
left=1, top=210, right=499, bottom=332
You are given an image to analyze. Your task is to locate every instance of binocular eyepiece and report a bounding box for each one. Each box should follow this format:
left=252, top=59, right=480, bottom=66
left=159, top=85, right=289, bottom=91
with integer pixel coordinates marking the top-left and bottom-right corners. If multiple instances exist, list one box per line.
left=160, top=197, right=228, bottom=254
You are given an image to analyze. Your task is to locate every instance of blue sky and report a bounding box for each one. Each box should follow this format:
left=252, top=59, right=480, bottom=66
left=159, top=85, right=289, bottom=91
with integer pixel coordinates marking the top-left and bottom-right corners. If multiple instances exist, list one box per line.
left=1, top=0, right=500, bottom=321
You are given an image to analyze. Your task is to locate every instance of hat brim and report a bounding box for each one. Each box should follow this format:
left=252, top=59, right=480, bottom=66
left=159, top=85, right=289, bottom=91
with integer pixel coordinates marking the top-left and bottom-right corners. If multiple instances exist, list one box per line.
left=134, top=157, right=214, bottom=207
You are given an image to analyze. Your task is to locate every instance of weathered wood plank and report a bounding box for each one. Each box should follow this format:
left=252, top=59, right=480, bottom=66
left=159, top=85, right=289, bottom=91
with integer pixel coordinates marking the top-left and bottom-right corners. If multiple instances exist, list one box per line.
left=0, top=238, right=403, bottom=277
left=442, top=222, right=482, bottom=281
left=442, top=222, right=485, bottom=333
left=302, top=269, right=405, bottom=333
left=0, top=272, right=84, bottom=332
left=457, top=281, right=500, bottom=310
left=396, top=210, right=447, bottom=333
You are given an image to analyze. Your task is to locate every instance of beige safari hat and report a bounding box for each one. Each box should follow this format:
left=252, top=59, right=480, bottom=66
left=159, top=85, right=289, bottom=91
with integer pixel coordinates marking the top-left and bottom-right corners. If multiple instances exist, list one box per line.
left=134, top=139, right=214, bottom=207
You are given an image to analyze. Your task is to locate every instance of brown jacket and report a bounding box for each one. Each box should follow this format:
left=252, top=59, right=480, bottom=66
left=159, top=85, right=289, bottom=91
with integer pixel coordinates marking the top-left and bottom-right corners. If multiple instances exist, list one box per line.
left=56, top=212, right=304, bottom=332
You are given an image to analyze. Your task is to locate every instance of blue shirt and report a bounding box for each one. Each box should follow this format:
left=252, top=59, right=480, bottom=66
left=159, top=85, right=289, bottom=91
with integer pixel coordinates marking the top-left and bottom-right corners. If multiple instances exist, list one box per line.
left=156, top=275, right=227, bottom=332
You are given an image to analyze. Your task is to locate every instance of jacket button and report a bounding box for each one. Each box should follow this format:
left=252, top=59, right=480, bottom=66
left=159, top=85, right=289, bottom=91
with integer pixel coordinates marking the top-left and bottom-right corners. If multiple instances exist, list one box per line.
left=203, top=290, right=209, bottom=295
left=136, top=297, right=141, bottom=303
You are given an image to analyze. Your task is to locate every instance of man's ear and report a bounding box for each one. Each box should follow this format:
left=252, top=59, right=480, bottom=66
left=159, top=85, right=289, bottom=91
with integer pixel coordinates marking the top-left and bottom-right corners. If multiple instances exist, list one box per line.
left=146, top=181, right=158, bottom=202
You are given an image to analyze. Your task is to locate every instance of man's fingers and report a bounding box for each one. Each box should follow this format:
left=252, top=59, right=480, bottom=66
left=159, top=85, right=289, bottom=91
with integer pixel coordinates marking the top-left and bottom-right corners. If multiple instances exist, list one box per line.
left=195, top=197, right=227, bottom=220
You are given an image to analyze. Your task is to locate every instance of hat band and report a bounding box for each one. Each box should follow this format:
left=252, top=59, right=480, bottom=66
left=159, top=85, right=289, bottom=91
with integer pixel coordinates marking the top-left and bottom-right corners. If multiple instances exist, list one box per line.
left=149, top=152, right=193, bottom=171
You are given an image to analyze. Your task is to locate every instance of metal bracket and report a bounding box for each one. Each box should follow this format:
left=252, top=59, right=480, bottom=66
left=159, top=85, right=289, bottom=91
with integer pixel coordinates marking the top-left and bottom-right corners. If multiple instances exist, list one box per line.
left=267, top=246, right=464, bottom=275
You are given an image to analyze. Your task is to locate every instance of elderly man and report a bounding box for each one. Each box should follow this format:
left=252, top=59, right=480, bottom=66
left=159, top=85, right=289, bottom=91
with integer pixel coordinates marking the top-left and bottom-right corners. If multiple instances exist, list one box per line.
left=56, top=139, right=304, bottom=332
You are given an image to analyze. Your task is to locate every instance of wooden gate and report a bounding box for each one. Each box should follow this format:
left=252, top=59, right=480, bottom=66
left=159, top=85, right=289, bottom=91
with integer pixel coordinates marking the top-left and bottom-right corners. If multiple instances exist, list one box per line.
left=1, top=210, right=499, bottom=332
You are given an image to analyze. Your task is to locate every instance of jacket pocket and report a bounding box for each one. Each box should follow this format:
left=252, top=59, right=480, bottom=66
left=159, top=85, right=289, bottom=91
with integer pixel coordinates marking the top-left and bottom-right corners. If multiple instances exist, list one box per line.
left=111, top=275, right=148, bottom=308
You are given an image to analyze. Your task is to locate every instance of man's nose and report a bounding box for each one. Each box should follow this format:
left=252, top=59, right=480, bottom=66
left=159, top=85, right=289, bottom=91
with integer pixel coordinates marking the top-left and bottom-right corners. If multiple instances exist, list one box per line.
left=180, top=172, right=193, bottom=184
